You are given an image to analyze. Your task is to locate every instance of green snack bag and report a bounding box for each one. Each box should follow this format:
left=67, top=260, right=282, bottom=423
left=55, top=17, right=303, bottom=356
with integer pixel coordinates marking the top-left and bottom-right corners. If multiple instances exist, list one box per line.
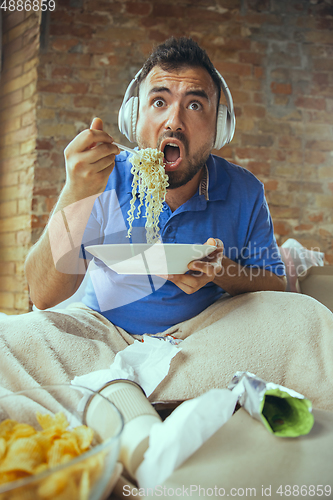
left=229, top=371, right=314, bottom=437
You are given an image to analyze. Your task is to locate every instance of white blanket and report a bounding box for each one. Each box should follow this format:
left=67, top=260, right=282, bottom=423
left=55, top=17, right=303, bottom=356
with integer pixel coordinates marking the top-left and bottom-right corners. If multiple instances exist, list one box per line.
left=0, top=291, right=332, bottom=411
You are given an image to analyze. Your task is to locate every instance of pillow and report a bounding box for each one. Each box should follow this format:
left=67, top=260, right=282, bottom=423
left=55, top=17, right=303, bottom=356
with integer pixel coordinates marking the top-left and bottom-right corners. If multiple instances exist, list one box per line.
left=279, top=238, right=325, bottom=292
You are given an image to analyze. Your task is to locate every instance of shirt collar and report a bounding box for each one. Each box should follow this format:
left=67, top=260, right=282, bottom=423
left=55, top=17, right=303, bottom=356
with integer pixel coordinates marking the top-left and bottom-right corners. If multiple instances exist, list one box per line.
left=205, top=154, right=231, bottom=201
left=199, top=164, right=209, bottom=200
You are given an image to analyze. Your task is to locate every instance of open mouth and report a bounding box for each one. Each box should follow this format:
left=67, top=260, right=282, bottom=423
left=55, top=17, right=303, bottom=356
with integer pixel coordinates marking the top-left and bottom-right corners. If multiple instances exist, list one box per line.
left=161, top=139, right=183, bottom=171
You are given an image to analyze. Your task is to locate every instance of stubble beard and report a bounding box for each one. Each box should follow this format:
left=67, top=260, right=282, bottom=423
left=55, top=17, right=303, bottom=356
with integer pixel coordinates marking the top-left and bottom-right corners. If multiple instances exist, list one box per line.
left=166, top=149, right=210, bottom=189
left=138, top=131, right=212, bottom=190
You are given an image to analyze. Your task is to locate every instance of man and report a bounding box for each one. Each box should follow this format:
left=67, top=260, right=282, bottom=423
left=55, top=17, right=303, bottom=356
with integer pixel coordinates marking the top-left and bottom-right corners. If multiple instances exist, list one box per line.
left=1, top=38, right=332, bottom=411
left=25, top=37, right=286, bottom=335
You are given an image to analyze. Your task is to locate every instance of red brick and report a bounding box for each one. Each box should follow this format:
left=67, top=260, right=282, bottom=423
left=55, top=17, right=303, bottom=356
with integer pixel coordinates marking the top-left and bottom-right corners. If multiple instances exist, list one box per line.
left=85, top=0, right=123, bottom=13
left=241, top=133, right=274, bottom=148
left=49, top=152, right=64, bottom=168
left=304, top=150, right=327, bottom=165
left=307, top=213, right=324, bottom=223
left=305, top=30, right=333, bottom=45
left=313, top=59, right=333, bottom=72
left=50, top=24, right=94, bottom=38
left=230, top=90, right=251, bottom=104
left=294, top=96, right=326, bottom=111
left=76, top=13, right=109, bottom=25
left=294, top=224, right=314, bottom=231
left=270, top=82, right=292, bottom=95
left=254, top=67, right=264, bottom=79
left=241, top=79, right=262, bottom=92
left=37, top=81, right=89, bottom=95
left=269, top=206, right=301, bottom=219
left=36, top=139, right=53, bottom=151
left=58, top=109, right=92, bottom=123
left=271, top=149, right=287, bottom=162
left=240, top=12, right=283, bottom=25
left=40, top=53, right=91, bottom=67
left=126, top=2, right=152, bottom=15
left=239, top=51, right=263, bottom=66
left=33, top=187, right=59, bottom=197
left=313, top=73, right=329, bottom=86
left=31, top=215, right=49, bottom=228
left=215, top=61, right=252, bottom=77
left=306, top=140, right=333, bottom=152
left=243, top=104, right=266, bottom=118
left=151, top=3, right=232, bottom=23
left=278, top=136, right=302, bottom=149
left=85, top=40, right=116, bottom=54
left=51, top=67, right=73, bottom=79
left=48, top=9, right=74, bottom=24
left=148, top=30, right=172, bottom=43
left=93, top=55, right=119, bottom=67
left=264, top=180, right=279, bottom=191
left=236, top=147, right=272, bottom=162
left=223, top=39, right=252, bottom=52
left=251, top=41, right=267, bottom=53
left=325, top=254, right=333, bottom=265
left=34, top=167, right=63, bottom=183
left=73, top=96, right=101, bottom=108
left=51, top=39, right=80, bottom=52
left=285, top=150, right=304, bottom=163
left=319, top=228, right=332, bottom=238
left=273, top=221, right=291, bottom=236
left=247, top=161, right=271, bottom=176
left=45, top=196, right=58, bottom=213
left=254, top=92, right=264, bottom=104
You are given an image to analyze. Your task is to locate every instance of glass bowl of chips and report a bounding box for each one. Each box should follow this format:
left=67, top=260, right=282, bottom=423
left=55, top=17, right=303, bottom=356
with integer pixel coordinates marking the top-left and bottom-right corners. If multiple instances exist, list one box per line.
left=0, top=384, right=124, bottom=500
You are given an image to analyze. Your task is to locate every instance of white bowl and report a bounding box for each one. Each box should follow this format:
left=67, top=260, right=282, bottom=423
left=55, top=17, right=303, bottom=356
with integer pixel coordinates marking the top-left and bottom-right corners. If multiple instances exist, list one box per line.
left=85, top=243, right=216, bottom=275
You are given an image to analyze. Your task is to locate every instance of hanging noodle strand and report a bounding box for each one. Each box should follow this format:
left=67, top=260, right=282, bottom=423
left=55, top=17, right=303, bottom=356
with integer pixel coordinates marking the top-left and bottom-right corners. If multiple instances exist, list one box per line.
left=127, top=148, right=169, bottom=244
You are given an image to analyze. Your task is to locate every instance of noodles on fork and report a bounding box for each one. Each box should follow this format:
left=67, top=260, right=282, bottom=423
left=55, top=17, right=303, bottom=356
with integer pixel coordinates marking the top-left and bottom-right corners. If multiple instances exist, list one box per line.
left=127, top=148, right=169, bottom=244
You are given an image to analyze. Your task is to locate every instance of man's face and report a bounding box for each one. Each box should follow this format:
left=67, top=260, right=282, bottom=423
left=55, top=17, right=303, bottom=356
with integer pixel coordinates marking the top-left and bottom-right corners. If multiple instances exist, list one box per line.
left=135, top=65, right=218, bottom=189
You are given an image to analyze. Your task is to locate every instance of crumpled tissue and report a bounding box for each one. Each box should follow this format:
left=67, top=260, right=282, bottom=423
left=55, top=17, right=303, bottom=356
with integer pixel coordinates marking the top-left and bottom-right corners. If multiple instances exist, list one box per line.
left=136, top=388, right=238, bottom=489
left=71, top=335, right=180, bottom=397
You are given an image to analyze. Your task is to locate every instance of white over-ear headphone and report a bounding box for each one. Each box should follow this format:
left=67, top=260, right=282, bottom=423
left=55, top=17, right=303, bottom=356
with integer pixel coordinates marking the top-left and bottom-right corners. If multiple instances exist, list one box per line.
left=118, top=68, right=235, bottom=150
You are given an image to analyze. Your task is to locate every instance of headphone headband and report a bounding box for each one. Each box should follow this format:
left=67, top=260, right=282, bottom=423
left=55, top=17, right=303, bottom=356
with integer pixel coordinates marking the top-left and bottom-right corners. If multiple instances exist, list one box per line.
left=118, top=66, right=235, bottom=149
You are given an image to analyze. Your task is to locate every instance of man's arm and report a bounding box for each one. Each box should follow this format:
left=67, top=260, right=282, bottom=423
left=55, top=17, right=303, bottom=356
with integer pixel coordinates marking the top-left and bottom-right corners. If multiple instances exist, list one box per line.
left=164, top=238, right=287, bottom=295
left=25, top=118, right=120, bottom=310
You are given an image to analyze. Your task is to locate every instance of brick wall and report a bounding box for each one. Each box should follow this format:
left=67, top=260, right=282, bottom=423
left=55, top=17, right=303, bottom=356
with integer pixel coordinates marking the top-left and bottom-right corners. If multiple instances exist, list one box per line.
left=0, top=0, right=332, bottom=314
left=0, top=10, right=40, bottom=314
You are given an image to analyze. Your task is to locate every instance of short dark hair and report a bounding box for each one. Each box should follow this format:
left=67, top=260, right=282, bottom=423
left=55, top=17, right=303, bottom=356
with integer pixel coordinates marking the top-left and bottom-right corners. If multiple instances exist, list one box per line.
left=138, top=37, right=221, bottom=103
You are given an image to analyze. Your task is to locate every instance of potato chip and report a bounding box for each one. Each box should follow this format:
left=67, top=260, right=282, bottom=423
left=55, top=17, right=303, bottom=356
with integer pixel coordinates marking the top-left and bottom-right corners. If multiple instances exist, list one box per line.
left=0, top=438, right=6, bottom=461
left=72, top=425, right=94, bottom=452
left=8, top=423, right=36, bottom=443
left=0, top=436, right=44, bottom=474
left=37, top=468, right=70, bottom=498
left=0, top=469, right=29, bottom=485
left=0, top=419, right=17, bottom=440
left=36, top=412, right=68, bottom=431
left=0, top=411, right=104, bottom=500
left=79, top=469, right=90, bottom=500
